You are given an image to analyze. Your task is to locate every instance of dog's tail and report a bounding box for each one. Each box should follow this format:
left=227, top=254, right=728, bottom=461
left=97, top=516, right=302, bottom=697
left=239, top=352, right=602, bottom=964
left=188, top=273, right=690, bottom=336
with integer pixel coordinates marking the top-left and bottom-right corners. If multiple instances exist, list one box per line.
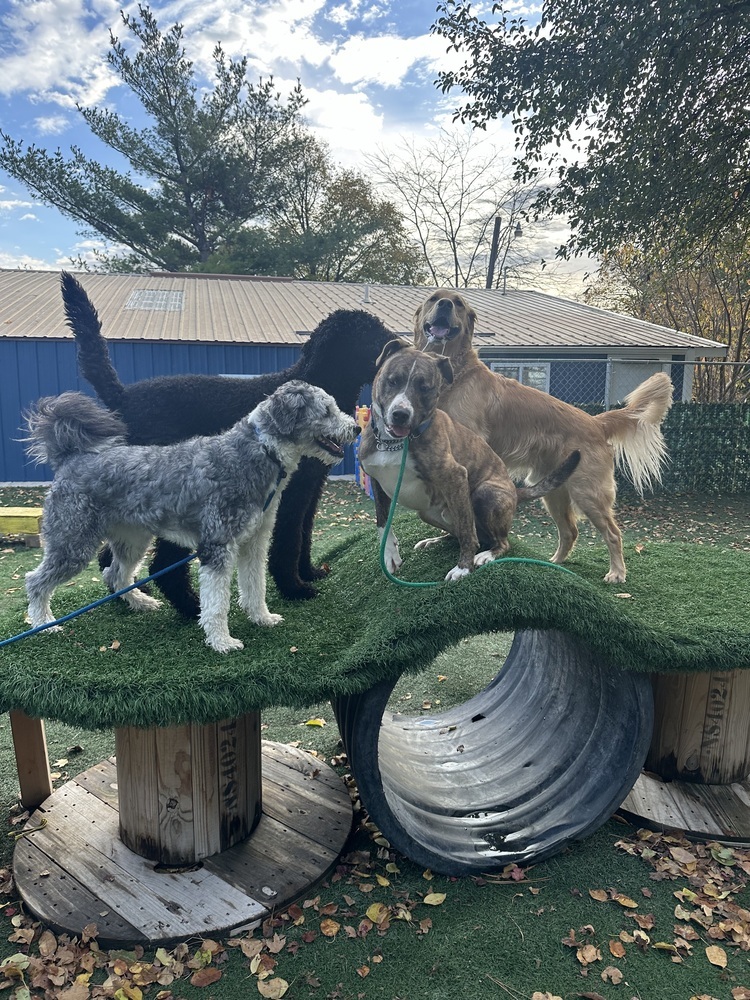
left=61, top=271, right=127, bottom=412
left=594, top=372, right=674, bottom=495
left=23, top=391, right=128, bottom=470
left=517, top=450, right=581, bottom=502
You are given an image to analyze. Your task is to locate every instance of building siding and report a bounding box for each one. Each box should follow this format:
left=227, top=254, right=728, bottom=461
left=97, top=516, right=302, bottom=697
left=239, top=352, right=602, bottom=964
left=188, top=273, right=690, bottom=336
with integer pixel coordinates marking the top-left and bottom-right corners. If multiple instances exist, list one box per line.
left=0, top=338, right=363, bottom=482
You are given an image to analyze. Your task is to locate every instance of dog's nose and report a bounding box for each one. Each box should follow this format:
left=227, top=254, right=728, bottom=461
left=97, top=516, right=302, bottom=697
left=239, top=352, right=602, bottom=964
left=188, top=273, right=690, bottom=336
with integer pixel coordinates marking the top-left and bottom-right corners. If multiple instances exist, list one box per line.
left=391, top=407, right=411, bottom=426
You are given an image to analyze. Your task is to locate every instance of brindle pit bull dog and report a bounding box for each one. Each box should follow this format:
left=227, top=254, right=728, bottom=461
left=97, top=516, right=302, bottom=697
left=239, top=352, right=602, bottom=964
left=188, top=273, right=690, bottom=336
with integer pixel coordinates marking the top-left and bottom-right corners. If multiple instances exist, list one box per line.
left=359, top=340, right=580, bottom=581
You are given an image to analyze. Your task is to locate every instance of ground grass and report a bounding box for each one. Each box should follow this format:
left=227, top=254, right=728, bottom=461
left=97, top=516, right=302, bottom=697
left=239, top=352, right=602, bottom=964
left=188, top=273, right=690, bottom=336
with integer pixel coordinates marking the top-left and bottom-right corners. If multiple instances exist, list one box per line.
left=2, top=482, right=750, bottom=1000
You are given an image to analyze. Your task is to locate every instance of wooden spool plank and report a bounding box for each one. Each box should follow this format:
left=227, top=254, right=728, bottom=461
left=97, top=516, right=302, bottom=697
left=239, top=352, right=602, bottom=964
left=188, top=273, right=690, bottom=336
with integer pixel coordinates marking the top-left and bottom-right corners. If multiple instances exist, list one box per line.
left=215, top=714, right=262, bottom=851
left=16, top=781, right=265, bottom=940
left=646, top=670, right=750, bottom=785
left=701, top=671, right=750, bottom=784
left=190, top=721, right=221, bottom=860
left=73, top=757, right=119, bottom=807
left=674, top=672, right=711, bottom=778
left=621, top=772, right=750, bottom=841
left=14, top=742, right=353, bottom=946
left=155, top=722, right=204, bottom=862
left=203, top=813, right=341, bottom=903
left=13, top=838, right=150, bottom=944
left=115, top=727, right=160, bottom=859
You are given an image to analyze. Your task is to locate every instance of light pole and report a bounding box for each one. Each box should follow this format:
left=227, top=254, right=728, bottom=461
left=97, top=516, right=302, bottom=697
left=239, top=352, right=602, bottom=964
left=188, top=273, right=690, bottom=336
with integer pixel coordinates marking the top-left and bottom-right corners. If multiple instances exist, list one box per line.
left=485, top=218, right=522, bottom=290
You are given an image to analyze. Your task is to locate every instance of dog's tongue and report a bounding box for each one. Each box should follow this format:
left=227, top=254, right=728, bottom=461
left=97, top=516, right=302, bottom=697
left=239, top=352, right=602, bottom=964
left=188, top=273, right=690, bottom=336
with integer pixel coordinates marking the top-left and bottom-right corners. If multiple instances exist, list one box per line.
left=387, top=424, right=410, bottom=438
left=427, top=324, right=450, bottom=340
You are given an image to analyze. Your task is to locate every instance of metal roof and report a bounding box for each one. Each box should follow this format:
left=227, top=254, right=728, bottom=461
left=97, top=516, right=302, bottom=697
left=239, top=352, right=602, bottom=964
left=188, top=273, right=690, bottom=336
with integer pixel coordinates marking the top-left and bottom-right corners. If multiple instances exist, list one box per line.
left=0, top=269, right=727, bottom=355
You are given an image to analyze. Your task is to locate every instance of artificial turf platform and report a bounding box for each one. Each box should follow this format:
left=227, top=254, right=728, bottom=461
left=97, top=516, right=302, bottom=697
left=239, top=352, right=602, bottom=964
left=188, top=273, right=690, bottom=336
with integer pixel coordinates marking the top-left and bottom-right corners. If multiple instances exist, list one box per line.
left=1, top=512, right=748, bottom=731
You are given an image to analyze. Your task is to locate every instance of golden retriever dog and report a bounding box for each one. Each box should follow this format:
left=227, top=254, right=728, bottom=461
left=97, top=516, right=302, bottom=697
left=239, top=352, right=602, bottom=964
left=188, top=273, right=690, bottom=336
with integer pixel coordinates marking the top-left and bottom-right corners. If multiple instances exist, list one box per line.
left=414, top=289, right=674, bottom=583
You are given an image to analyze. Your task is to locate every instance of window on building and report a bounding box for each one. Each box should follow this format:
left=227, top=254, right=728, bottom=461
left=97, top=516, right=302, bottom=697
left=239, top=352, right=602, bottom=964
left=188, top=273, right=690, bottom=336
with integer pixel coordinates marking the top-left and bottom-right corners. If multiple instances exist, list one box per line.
left=488, top=361, right=550, bottom=393
left=125, top=289, right=184, bottom=311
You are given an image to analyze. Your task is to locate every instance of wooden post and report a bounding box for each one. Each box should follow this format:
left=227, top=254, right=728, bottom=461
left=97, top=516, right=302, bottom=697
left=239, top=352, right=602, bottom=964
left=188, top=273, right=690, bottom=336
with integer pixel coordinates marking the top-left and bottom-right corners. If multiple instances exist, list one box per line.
left=646, top=671, right=750, bottom=784
left=9, top=711, right=52, bottom=810
left=115, top=713, right=262, bottom=865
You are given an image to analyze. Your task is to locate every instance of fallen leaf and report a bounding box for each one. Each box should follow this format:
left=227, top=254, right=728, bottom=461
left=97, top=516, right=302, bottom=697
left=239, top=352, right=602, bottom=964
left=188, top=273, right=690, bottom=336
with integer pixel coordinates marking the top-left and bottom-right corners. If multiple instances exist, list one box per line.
left=576, top=944, right=602, bottom=966
left=613, top=893, right=638, bottom=908
left=304, top=717, right=326, bottom=727
left=609, top=940, right=626, bottom=958
left=601, top=966, right=623, bottom=984
left=319, top=919, right=340, bottom=938
left=588, top=889, right=608, bottom=902
left=365, top=903, right=389, bottom=925
left=37, top=929, right=57, bottom=957
left=423, top=892, right=446, bottom=906
left=706, top=945, right=727, bottom=968
left=356, top=966, right=370, bottom=978
left=190, top=967, right=222, bottom=987
left=257, top=977, right=289, bottom=998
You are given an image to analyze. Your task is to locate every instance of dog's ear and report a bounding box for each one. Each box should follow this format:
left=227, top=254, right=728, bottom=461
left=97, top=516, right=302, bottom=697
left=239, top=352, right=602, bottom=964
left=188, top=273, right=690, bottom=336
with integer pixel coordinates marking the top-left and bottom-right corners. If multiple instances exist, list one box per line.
left=436, top=357, right=454, bottom=385
left=375, top=337, right=408, bottom=368
left=260, top=380, right=310, bottom=437
left=412, top=305, right=424, bottom=340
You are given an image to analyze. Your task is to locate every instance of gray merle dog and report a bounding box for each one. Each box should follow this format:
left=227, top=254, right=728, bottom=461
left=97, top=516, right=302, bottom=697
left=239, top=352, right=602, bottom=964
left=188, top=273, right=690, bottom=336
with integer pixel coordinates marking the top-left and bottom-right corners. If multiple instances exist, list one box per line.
left=61, top=271, right=395, bottom=612
left=24, top=382, right=359, bottom=653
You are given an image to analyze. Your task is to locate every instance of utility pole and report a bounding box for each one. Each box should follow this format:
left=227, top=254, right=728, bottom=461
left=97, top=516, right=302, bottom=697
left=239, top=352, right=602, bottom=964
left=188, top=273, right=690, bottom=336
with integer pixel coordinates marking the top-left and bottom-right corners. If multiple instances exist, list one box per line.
left=485, top=216, right=502, bottom=289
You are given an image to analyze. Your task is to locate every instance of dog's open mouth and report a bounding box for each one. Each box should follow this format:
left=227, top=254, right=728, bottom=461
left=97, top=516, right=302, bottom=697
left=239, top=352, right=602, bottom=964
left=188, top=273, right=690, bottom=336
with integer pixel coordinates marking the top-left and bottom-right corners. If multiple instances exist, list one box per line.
left=316, top=436, right=344, bottom=458
left=385, top=423, right=411, bottom=439
left=424, top=322, right=459, bottom=342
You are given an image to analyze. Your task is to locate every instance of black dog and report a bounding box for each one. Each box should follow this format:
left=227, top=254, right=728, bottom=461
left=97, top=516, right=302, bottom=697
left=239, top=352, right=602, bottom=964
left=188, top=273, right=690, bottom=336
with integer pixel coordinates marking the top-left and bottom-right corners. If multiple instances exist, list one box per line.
left=61, top=271, right=395, bottom=616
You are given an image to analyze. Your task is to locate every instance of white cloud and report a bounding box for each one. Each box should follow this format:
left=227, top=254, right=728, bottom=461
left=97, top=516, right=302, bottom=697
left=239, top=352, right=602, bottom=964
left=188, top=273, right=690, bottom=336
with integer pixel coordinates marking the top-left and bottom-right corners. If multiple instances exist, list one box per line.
left=327, top=2, right=361, bottom=27
left=329, top=32, right=445, bottom=88
left=0, top=0, right=121, bottom=106
left=0, top=251, right=57, bottom=270
left=33, top=115, right=71, bottom=136
left=305, top=88, right=385, bottom=161
left=0, top=199, right=35, bottom=213
left=19, top=214, right=39, bottom=221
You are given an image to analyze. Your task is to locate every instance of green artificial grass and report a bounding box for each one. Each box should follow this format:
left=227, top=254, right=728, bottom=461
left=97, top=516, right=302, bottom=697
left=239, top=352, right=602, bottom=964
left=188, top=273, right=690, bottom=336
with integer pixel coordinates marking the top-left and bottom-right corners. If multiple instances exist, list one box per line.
left=1, top=508, right=749, bottom=731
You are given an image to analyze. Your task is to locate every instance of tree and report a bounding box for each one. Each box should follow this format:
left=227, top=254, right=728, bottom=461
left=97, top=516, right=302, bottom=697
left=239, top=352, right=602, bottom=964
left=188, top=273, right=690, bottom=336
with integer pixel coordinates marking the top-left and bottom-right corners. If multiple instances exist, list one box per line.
left=201, top=130, right=425, bottom=283
left=367, top=128, right=558, bottom=290
left=0, top=4, right=306, bottom=270
left=433, top=1, right=750, bottom=262
left=585, top=224, right=750, bottom=401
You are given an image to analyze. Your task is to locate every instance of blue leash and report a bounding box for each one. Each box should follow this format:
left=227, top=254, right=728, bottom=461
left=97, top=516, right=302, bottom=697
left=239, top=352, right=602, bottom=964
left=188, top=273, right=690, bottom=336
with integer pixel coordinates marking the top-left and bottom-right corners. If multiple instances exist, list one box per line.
left=0, top=553, right=198, bottom=649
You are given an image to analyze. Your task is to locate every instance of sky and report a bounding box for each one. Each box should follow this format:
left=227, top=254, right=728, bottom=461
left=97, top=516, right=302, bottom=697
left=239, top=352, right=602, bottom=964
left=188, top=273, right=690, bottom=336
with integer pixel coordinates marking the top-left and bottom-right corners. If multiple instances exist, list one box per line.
left=0, top=0, right=587, bottom=287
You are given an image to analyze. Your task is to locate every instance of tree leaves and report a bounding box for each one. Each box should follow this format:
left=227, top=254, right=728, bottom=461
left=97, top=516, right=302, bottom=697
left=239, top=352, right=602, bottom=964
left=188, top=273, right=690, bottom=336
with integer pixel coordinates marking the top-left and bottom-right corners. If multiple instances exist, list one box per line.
left=432, top=0, right=750, bottom=262
left=0, top=3, right=307, bottom=271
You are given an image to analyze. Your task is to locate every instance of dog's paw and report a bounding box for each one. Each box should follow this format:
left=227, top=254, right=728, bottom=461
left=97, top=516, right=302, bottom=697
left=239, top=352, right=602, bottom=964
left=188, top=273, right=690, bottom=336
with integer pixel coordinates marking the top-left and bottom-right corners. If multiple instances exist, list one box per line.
left=444, top=565, right=470, bottom=582
left=302, top=564, right=330, bottom=582
left=30, top=622, right=63, bottom=634
left=206, top=635, right=245, bottom=653
left=414, top=534, right=447, bottom=552
left=250, top=611, right=284, bottom=627
left=603, top=570, right=626, bottom=584
left=474, top=549, right=499, bottom=567
left=126, top=591, right=162, bottom=612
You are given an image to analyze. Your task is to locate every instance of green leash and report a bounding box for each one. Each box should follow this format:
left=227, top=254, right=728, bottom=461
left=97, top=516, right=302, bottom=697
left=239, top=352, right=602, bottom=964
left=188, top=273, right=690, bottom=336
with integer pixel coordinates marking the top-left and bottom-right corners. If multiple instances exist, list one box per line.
left=378, top=437, right=577, bottom=587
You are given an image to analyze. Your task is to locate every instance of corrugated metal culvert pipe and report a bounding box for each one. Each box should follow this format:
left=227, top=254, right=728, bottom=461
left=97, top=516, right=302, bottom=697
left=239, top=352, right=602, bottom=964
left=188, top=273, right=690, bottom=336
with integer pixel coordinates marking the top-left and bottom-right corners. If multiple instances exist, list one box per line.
left=333, top=629, right=653, bottom=876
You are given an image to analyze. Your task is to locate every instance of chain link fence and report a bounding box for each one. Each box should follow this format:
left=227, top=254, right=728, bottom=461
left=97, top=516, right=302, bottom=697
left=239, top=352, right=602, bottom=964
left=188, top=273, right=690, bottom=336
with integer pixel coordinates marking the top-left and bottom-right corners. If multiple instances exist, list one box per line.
left=481, top=357, right=750, bottom=496
left=480, top=356, right=750, bottom=408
